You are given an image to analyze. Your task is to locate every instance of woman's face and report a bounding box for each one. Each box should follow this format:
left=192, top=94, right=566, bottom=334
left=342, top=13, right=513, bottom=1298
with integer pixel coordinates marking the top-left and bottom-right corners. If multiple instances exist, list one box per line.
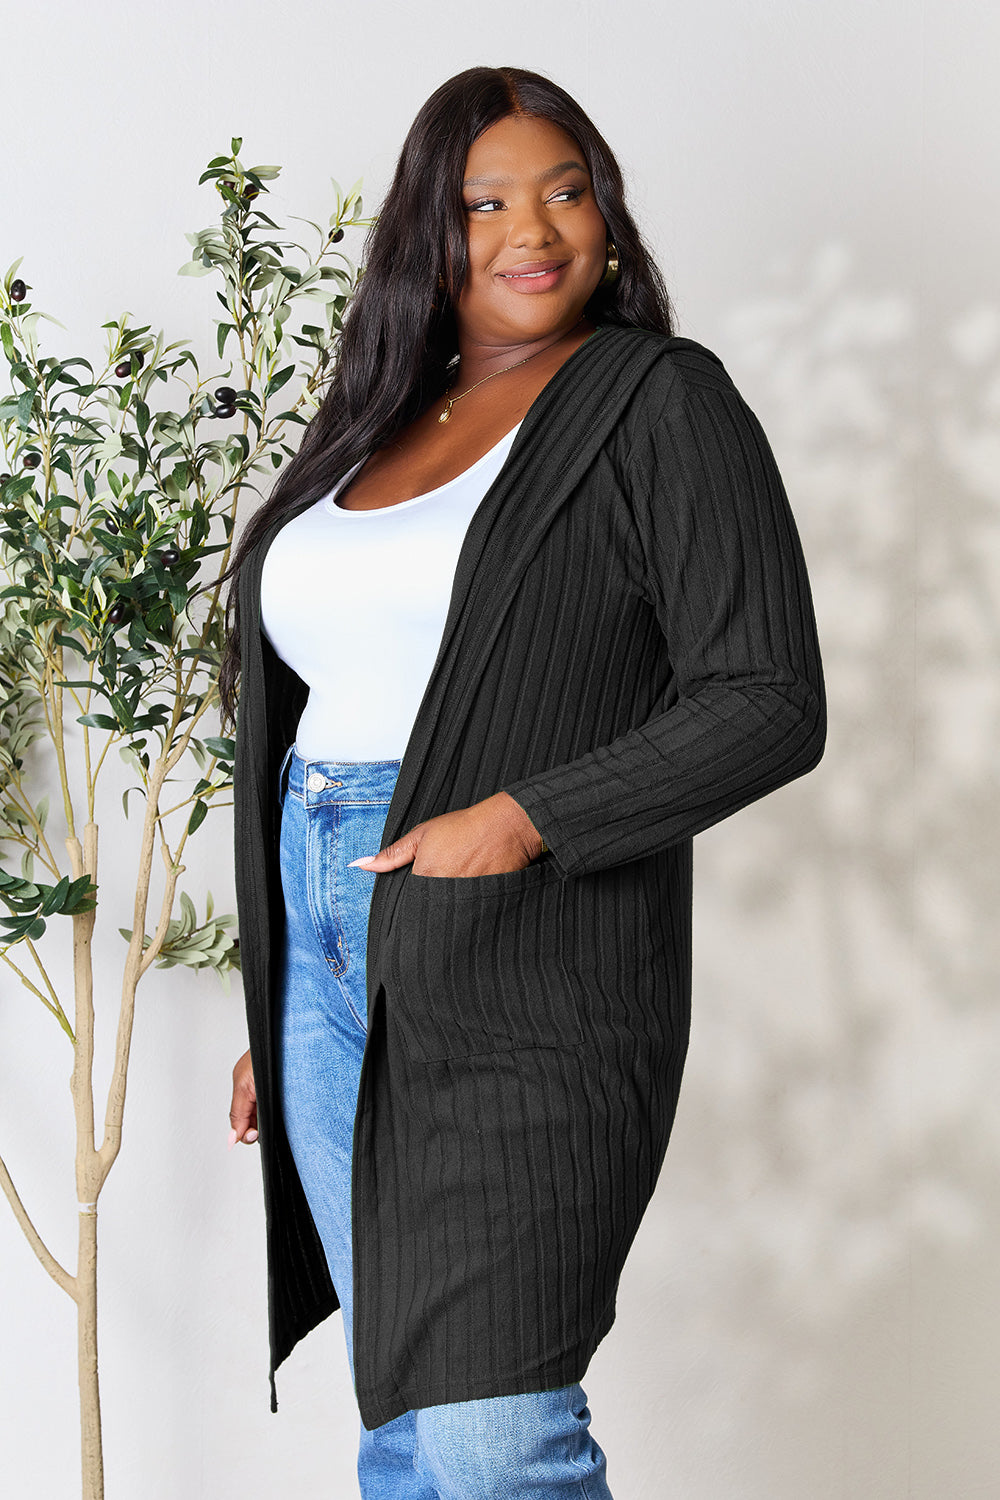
left=455, top=114, right=609, bottom=348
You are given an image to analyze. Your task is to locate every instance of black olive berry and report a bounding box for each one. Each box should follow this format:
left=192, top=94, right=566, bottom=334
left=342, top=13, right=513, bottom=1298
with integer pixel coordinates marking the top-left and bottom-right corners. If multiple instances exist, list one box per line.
left=214, top=403, right=236, bottom=419
left=0, top=472, right=11, bottom=484
left=104, top=518, right=119, bottom=534
left=331, top=229, right=344, bottom=243
left=242, top=183, right=260, bottom=201
left=115, top=351, right=144, bottom=379
left=159, top=547, right=181, bottom=567
left=214, top=386, right=237, bottom=405
left=107, top=601, right=127, bottom=624
left=22, top=452, right=41, bottom=469
left=10, top=279, right=26, bottom=301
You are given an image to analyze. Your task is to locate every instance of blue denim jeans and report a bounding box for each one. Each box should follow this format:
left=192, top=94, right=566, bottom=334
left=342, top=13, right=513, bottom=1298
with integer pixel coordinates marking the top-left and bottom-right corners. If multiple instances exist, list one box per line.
left=277, top=748, right=613, bottom=1500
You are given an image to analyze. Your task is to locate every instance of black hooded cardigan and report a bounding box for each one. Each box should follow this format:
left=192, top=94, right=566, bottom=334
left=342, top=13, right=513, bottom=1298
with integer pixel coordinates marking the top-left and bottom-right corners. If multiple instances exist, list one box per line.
left=233, top=324, right=826, bottom=1429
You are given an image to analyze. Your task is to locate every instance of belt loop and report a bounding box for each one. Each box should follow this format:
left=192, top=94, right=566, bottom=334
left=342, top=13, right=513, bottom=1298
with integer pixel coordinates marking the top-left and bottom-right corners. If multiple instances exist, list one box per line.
left=277, top=743, right=295, bottom=807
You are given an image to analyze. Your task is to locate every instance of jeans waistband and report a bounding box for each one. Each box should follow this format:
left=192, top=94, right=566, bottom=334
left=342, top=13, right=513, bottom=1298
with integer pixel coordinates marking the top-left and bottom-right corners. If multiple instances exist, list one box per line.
left=281, top=744, right=402, bottom=806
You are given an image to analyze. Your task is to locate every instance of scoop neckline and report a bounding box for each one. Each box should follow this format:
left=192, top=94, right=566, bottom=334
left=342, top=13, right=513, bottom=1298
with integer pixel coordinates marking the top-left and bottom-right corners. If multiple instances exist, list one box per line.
left=324, top=420, right=525, bottom=516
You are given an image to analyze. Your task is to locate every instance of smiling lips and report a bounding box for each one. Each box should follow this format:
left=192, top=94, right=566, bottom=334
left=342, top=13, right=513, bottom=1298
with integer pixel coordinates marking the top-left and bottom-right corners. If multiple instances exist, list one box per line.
left=497, top=259, right=569, bottom=291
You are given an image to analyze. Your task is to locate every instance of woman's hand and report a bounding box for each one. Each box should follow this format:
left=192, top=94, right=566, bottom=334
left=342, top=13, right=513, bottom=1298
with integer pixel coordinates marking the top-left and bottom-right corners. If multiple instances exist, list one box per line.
left=350, top=791, right=545, bottom=878
left=228, top=1048, right=258, bottom=1147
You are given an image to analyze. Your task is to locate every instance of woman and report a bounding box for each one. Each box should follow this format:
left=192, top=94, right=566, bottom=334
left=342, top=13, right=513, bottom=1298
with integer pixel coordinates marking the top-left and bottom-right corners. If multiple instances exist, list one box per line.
left=222, top=65, right=825, bottom=1499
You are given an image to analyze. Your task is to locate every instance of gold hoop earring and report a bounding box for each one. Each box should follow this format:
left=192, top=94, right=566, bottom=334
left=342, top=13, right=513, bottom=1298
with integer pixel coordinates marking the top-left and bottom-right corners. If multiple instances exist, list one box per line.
left=599, top=241, right=620, bottom=288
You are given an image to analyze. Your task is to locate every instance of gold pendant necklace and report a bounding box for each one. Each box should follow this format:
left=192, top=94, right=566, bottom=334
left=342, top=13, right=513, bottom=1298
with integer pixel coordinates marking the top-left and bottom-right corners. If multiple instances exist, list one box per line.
left=438, top=317, right=586, bottom=423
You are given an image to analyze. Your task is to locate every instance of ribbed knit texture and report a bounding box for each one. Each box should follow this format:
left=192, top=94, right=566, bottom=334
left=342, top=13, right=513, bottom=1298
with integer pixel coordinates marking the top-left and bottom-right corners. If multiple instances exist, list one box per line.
left=233, top=326, right=826, bottom=1428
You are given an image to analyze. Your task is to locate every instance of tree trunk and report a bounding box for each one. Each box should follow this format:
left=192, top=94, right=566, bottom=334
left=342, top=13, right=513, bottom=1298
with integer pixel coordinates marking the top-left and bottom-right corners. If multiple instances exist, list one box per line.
left=78, top=1205, right=103, bottom=1500
left=67, top=824, right=104, bottom=1498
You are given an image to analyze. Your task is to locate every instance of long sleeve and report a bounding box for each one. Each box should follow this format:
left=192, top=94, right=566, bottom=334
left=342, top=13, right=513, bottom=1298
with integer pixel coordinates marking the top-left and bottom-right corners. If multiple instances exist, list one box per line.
left=501, top=353, right=826, bottom=878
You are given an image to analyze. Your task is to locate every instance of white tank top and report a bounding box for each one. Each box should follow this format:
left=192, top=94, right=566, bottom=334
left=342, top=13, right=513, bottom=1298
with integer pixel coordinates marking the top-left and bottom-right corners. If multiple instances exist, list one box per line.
left=260, top=422, right=522, bottom=760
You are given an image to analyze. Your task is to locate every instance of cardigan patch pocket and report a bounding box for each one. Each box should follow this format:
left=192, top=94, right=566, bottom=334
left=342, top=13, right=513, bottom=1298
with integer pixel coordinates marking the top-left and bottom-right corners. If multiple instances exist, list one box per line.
left=387, top=859, right=584, bottom=1063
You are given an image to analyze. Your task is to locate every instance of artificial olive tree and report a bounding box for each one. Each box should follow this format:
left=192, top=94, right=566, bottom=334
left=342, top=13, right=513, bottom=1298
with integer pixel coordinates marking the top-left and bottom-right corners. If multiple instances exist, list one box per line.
left=0, top=140, right=367, bottom=1500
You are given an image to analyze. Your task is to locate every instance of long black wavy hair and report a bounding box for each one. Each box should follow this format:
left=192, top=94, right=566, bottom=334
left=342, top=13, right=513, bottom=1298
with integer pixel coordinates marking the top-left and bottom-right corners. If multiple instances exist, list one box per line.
left=217, top=64, right=675, bottom=725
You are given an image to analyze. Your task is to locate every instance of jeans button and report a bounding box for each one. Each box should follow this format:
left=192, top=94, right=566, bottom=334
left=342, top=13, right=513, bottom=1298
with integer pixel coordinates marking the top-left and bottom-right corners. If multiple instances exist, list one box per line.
left=307, top=771, right=327, bottom=792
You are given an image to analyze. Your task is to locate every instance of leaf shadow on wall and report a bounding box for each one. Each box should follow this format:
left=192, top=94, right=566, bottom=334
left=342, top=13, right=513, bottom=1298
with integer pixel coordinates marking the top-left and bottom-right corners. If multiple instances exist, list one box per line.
left=590, top=244, right=1000, bottom=1497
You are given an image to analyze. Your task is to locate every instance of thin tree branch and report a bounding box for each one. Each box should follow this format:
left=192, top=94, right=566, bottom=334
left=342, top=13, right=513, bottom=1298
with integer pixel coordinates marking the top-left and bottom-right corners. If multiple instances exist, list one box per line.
left=24, top=937, right=65, bottom=1013
left=137, top=842, right=184, bottom=981
left=0, top=950, right=75, bottom=1040
left=2, top=770, right=62, bottom=877
left=97, top=753, right=168, bottom=1177
left=0, top=1152, right=77, bottom=1299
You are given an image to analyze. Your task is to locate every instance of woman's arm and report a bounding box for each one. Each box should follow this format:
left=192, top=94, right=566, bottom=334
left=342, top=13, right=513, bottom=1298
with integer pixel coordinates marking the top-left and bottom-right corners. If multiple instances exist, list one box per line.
left=500, top=360, right=826, bottom=879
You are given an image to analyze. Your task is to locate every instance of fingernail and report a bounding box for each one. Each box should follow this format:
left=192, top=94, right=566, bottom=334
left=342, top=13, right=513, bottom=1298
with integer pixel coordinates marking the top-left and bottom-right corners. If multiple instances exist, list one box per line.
left=227, top=1128, right=237, bottom=1151
left=349, top=856, right=377, bottom=868
left=245, top=1129, right=258, bottom=1144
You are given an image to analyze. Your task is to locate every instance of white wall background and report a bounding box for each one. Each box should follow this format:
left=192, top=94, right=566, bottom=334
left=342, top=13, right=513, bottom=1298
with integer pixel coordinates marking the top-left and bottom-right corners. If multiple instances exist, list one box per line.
left=1, top=2, right=996, bottom=1496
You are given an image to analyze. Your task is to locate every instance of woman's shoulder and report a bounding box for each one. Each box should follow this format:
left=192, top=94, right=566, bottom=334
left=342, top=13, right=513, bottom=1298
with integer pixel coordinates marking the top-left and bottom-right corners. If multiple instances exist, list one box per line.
left=600, top=324, right=736, bottom=395
left=597, top=326, right=743, bottom=436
